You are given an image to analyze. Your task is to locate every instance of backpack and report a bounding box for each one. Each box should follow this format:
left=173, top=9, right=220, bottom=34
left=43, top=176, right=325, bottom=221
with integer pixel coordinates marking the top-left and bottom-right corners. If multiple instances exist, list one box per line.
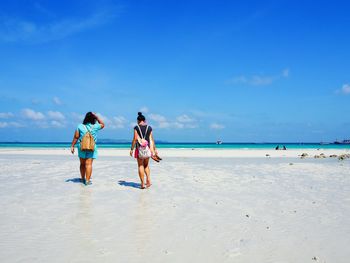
left=80, top=125, right=95, bottom=151
left=136, top=125, right=152, bottom=159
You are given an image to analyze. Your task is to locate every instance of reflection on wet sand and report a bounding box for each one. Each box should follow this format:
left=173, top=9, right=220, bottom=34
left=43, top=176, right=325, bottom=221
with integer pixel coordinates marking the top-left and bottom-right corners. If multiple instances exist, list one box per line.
left=134, top=191, right=154, bottom=259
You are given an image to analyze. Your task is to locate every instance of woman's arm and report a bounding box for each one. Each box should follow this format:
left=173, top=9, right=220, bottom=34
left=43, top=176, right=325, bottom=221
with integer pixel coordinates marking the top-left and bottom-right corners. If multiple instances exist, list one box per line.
left=150, top=131, right=157, bottom=155
left=130, top=129, right=138, bottom=156
left=94, top=113, right=105, bottom=129
left=70, top=130, right=80, bottom=154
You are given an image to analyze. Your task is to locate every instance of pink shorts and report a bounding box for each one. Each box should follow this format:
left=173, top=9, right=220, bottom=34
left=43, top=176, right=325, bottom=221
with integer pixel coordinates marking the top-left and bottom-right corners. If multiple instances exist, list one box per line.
left=133, top=148, right=139, bottom=159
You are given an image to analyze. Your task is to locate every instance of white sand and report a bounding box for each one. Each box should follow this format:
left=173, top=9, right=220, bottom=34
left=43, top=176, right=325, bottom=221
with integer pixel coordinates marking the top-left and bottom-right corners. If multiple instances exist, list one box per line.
left=0, top=148, right=350, bottom=262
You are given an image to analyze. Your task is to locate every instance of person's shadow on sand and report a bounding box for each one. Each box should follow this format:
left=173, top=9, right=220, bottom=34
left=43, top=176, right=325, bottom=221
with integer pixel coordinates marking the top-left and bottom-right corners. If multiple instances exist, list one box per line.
left=66, top=178, right=84, bottom=184
left=118, top=180, right=141, bottom=189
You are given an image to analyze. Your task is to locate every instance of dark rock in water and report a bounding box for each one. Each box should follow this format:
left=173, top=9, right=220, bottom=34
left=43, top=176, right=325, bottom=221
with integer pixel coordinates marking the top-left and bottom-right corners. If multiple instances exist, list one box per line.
left=246, top=214, right=249, bottom=218
left=300, top=153, right=308, bottom=159
left=338, top=154, right=350, bottom=160
left=266, top=154, right=270, bottom=157
left=329, top=154, right=337, bottom=158
left=289, top=163, right=294, bottom=165
left=314, top=154, right=326, bottom=158
left=312, top=256, right=317, bottom=261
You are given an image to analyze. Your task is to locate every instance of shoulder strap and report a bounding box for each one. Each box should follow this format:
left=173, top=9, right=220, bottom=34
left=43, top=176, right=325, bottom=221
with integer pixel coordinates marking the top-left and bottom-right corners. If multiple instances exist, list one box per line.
left=85, top=124, right=92, bottom=133
left=137, top=125, right=148, bottom=139
left=79, top=125, right=90, bottom=142
left=144, top=125, right=149, bottom=138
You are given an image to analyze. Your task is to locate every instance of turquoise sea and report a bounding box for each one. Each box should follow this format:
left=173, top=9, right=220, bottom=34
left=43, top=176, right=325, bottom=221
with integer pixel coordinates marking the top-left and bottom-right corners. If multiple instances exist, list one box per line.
left=0, top=142, right=349, bottom=150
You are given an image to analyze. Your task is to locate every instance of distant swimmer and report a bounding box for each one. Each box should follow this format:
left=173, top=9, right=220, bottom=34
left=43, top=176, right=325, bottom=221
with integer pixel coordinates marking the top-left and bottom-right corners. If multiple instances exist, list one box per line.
left=283, top=145, right=287, bottom=150
left=275, top=145, right=280, bottom=150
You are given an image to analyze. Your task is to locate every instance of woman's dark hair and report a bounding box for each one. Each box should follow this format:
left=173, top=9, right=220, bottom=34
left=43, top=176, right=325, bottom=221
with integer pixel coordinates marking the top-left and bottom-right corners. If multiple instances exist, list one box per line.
left=137, top=112, right=146, bottom=122
left=83, top=112, right=97, bottom=125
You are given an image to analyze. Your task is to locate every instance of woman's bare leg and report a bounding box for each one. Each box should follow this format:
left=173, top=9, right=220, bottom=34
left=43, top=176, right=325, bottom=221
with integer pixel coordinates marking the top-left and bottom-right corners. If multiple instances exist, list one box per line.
left=85, top=158, right=93, bottom=183
left=79, top=158, right=86, bottom=182
left=144, top=158, right=151, bottom=187
left=137, top=158, right=145, bottom=189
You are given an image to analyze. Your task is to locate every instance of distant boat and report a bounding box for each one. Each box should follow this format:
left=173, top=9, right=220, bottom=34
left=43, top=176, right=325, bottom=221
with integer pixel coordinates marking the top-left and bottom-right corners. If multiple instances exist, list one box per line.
left=334, top=139, right=350, bottom=144
left=216, top=140, right=223, bottom=145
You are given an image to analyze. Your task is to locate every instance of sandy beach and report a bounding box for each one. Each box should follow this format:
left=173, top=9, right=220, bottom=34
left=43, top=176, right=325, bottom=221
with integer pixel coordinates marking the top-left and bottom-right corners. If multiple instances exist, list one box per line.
left=0, top=148, right=350, bottom=263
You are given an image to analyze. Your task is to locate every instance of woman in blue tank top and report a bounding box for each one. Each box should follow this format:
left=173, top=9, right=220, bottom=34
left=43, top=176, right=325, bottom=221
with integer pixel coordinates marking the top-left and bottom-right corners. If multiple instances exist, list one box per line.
left=70, top=112, right=105, bottom=185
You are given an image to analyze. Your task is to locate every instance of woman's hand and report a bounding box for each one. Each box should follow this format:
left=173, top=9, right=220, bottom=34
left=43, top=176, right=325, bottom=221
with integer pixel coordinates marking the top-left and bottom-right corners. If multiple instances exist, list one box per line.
left=130, top=149, right=133, bottom=157
left=71, top=146, right=75, bottom=154
left=93, top=112, right=105, bottom=129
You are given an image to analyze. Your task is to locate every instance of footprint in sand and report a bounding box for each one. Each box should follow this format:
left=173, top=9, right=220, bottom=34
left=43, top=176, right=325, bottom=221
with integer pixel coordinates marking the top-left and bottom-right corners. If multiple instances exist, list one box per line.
left=226, top=247, right=242, bottom=258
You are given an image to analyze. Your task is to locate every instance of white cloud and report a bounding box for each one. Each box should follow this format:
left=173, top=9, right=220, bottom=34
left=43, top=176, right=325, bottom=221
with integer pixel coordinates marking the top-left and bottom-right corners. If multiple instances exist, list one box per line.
left=96, top=113, right=111, bottom=125
left=0, top=121, right=24, bottom=128
left=210, top=123, right=225, bottom=130
left=106, top=116, right=126, bottom=129
left=228, top=75, right=274, bottom=86
left=227, top=68, right=289, bottom=86
left=250, top=75, right=274, bottom=86
left=149, top=114, right=171, bottom=129
left=149, top=113, right=198, bottom=129
left=53, top=97, right=62, bottom=105
left=0, top=6, right=119, bottom=43
left=139, top=107, right=149, bottom=114
left=0, top=112, right=14, bottom=119
left=71, top=112, right=85, bottom=122
left=149, top=114, right=167, bottom=123
left=176, top=114, right=198, bottom=128
left=0, top=122, right=8, bottom=128
left=158, top=121, right=171, bottom=129
left=22, top=108, right=45, bottom=120
left=337, top=84, right=350, bottom=95
left=174, top=122, right=184, bottom=129
left=185, top=123, right=198, bottom=129
left=282, top=68, right=289, bottom=78
left=111, top=116, right=127, bottom=129
left=176, top=114, right=194, bottom=123
left=50, top=120, right=65, bottom=128
left=96, top=113, right=127, bottom=129
left=47, top=111, right=65, bottom=121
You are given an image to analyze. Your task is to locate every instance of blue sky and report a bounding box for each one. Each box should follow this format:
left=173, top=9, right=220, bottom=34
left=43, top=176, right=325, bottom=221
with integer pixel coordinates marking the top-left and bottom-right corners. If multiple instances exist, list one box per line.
left=0, top=0, right=349, bottom=142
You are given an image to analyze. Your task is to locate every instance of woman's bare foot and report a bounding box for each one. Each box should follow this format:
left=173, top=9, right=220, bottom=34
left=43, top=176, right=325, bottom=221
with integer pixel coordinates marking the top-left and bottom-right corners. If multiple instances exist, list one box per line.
left=140, top=184, right=146, bottom=189
left=146, top=182, right=152, bottom=188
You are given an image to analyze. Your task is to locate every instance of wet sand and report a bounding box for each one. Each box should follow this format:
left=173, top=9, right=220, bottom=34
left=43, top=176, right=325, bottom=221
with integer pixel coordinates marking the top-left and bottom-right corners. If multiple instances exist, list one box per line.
left=0, top=149, right=349, bottom=262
